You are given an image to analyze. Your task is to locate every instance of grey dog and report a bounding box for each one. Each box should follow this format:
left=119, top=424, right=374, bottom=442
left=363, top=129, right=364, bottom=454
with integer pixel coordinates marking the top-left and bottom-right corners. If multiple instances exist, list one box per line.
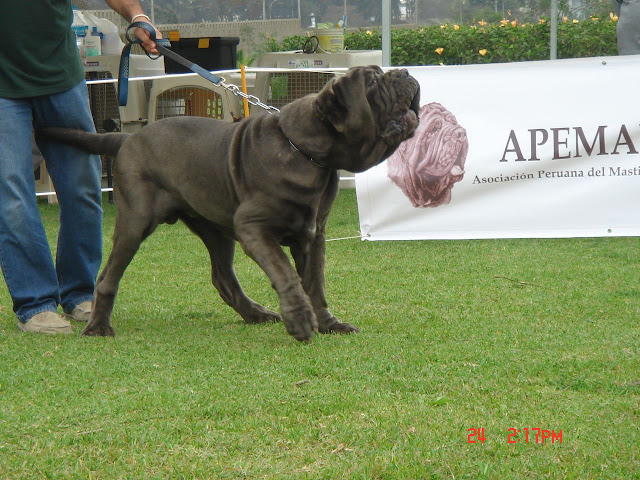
left=39, top=65, right=420, bottom=342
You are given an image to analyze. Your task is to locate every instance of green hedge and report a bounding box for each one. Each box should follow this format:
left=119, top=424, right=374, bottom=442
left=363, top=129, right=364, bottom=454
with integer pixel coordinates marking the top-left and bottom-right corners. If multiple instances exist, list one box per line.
left=268, top=16, right=619, bottom=66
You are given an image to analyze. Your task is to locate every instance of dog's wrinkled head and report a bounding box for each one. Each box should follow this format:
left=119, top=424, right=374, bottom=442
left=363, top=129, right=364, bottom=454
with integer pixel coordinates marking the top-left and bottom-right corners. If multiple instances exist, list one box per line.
left=311, top=65, right=420, bottom=172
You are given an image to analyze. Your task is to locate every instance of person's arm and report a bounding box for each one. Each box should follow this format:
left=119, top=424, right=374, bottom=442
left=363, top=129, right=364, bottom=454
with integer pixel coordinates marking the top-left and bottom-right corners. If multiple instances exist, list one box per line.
left=104, top=0, right=161, bottom=54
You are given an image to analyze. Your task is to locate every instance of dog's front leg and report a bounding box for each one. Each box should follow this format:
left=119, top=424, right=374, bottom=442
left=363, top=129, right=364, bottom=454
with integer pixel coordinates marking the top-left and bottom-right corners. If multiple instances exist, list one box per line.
left=290, top=233, right=360, bottom=335
left=235, top=221, right=318, bottom=342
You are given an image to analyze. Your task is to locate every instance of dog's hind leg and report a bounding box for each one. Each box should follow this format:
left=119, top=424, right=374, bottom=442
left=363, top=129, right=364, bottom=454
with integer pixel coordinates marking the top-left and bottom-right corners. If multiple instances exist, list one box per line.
left=83, top=209, right=158, bottom=337
left=180, top=216, right=282, bottom=325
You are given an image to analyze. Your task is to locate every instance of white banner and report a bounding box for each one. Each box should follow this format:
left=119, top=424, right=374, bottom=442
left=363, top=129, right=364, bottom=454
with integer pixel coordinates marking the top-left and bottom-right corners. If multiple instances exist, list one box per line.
left=356, top=56, right=640, bottom=240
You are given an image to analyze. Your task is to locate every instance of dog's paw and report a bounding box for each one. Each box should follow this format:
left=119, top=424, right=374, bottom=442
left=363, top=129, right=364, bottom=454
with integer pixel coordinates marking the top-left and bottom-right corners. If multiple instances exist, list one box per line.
left=242, top=304, right=282, bottom=324
left=282, top=307, right=318, bottom=342
left=318, top=316, right=360, bottom=335
left=81, top=322, right=115, bottom=337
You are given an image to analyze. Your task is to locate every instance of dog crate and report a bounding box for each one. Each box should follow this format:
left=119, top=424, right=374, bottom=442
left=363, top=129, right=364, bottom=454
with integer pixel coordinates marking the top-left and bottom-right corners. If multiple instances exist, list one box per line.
left=147, top=74, right=243, bottom=123
left=154, top=86, right=224, bottom=120
left=254, top=50, right=382, bottom=108
left=84, top=54, right=166, bottom=133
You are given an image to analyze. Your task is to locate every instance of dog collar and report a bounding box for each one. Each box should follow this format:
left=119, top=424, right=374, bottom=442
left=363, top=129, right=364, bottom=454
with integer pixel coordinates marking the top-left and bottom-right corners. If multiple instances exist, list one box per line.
left=288, top=139, right=329, bottom=169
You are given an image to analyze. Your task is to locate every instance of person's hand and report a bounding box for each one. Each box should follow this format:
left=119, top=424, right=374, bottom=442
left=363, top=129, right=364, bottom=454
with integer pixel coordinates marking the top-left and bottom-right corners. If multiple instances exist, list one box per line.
left=130, top=16, right=162, bottom=55
left=134, top=24, right=161, bottom=54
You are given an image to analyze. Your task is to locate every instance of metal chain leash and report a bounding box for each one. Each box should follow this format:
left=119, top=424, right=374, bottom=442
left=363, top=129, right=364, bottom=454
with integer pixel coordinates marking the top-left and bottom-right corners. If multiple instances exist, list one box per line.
left=218, top=82, right=281, bottom=114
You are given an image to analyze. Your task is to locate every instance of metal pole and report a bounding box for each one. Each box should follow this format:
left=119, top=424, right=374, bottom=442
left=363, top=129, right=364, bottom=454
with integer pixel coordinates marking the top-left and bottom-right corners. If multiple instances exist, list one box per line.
left=150, top=0, right=155, bottom=23
left=344, top=0, right=347, bottom=26
left=550, top=0, right=558, bottom=59
left=382, top=0, right=391, bottom=66
left=263, top=0, right=266, bottom=20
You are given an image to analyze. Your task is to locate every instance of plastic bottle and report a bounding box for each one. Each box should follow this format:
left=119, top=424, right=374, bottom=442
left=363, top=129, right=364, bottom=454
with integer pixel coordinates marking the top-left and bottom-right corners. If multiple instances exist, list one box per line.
left=71, top=6, right=88, bottom=60
left=85, top=26, right=103, bottom=58
left=87, top=14, right=124, bottom=54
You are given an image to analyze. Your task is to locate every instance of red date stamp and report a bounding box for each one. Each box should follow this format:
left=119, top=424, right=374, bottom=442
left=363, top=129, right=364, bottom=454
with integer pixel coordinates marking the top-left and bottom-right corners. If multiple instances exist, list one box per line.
left=468, top=428, right=562, bottom=444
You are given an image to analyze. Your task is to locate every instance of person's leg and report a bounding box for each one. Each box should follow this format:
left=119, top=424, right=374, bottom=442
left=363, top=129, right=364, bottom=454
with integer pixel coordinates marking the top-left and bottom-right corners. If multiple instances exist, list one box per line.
left=33, top=81, right=103, bottom=315
left=618, top=0, right=640, bottom=55
left=0, top=97, right=60, bottom=322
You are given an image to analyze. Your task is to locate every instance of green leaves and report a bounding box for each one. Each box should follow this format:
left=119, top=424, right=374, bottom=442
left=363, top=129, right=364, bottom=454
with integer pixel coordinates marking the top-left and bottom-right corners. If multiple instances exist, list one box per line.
left=270, top=16, right=618, bottom=65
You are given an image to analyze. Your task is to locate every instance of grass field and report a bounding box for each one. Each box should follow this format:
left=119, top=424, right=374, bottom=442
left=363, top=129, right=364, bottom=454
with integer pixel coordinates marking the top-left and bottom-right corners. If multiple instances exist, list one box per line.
left=0, top=189, right=638, bottom=479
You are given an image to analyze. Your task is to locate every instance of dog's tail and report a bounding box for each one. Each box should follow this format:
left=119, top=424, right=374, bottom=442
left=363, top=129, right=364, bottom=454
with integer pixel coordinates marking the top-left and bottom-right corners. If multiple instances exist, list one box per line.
left=37, top=127, right=129, bottom=157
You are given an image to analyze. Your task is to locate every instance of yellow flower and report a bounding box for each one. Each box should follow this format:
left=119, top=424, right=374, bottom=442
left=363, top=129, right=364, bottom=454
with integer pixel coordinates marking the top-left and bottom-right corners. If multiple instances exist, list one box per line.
left=572, top=19, right=579, bottom=23
left=563, top=16, right=569, bottom=22
left=366, top=30, right=372, bottom=35
left=478, top=20, right=487, bottom=27
left=539, top=18, right=546, bottom=24
left=610, top=12, right=618, bottom=21
left=479, top=49, right=487, bottom=56
left=500, top=19, right=509, bottom=27
left=511, top=20, right=518, bottom=27
left=440, top=24, right=447, bottom=29
left=454, top=24, right=460, bottom=30
left=591, top=15, right=598, bottom=21
left=435, top=47, right=444, bottom=55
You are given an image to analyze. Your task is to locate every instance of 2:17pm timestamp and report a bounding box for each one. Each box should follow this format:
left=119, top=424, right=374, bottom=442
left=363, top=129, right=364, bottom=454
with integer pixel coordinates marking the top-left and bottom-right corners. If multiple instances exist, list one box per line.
left=468, top=428, right=563, bottom=444
left=508, top=428, right=562, bottom=444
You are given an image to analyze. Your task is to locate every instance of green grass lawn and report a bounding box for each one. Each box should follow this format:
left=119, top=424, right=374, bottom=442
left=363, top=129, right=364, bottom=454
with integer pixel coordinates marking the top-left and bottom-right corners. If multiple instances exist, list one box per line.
left=0, top=190, right=638, bottom=479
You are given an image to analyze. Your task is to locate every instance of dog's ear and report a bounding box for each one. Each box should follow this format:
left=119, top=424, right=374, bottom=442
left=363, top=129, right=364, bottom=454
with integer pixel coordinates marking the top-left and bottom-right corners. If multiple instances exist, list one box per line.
left=314, top=67, right=376, bottom=138
left=313, top=78, right=344, bottom=130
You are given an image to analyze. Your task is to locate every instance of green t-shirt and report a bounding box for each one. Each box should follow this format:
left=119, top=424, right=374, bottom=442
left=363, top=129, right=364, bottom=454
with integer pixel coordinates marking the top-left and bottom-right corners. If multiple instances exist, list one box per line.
left=0, top=0, right=84, bottom=98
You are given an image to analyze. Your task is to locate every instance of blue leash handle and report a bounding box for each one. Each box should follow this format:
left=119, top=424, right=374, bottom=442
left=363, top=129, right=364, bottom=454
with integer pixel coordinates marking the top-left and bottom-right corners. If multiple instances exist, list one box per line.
left=118, top=22, right=224, bottom=106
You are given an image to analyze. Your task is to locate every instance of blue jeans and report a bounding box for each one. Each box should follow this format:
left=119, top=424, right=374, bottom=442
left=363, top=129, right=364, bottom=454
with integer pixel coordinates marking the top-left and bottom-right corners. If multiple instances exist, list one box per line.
left=0, top=81, right=102, bottom=323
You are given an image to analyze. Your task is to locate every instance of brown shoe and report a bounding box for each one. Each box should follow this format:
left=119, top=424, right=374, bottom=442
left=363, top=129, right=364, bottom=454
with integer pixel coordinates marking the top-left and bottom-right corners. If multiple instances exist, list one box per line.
left=19, top=311, right=73, bottom=335
left=64, top=300, right=92, bottom=322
